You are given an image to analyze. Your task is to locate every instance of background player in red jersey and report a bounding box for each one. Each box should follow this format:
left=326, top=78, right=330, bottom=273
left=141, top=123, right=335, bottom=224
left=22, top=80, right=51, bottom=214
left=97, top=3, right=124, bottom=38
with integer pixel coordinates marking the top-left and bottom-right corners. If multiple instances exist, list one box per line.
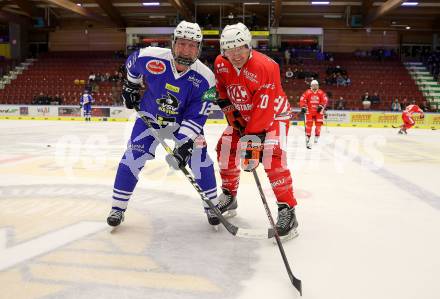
left=299, top=80, right=328, bottom=149
left=213, top=22, right=298, bottom=240
left=398, top=101, right=424, bottom=134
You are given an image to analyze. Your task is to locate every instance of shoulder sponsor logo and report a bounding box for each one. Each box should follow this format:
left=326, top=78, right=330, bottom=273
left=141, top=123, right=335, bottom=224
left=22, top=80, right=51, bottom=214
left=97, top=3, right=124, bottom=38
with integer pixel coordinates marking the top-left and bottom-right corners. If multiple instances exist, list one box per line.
left=216, top=62, right=229, bottom=74
left=146, top=60, right=166, bottom=75
left=243, top=68, right=258, bottom=83
left=202, top=86, right=217, bottom=102
left=165, top=83, right=180, bottom=93
left=188, top=74, right=202, bottom=88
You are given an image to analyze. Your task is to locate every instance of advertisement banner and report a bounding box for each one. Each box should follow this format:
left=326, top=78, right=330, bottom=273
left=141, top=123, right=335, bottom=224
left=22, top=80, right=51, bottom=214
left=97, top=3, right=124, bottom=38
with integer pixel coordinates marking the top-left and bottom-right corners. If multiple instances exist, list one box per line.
left=326, top=111, right=350, bottom=123
left=28, top=106, right=58, bottom=117
left=91, top=107, right=110, bottom=117
left=110, top=107, right=133, bottom=118
left=20, top=106, right=28, bottom=116
left=350, top=112, right=376, bottom=124
left=428, top=114, right=440, bottom=126
left=376, top=113, right=400, bottom=126
left=0, top=105, right=20, bottom=116
left=58, top=107, right=81, bottom=117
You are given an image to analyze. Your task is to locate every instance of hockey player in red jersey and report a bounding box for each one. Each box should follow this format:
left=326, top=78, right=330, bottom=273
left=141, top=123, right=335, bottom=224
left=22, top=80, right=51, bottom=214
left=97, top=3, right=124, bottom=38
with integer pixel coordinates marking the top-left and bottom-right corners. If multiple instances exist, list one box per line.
left=398, top=101, right=424, bottom=134
left=299, top=80, right=328, bottom=149
left=213, top=22, right=298, bottom=240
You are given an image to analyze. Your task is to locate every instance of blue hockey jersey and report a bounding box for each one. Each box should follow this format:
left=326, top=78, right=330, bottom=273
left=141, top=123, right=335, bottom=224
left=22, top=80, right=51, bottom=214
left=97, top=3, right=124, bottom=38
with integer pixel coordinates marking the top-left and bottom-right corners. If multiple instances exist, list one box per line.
left=125, top=47, right=216, bottom=141
left=80, top=93, right=94, bottom=106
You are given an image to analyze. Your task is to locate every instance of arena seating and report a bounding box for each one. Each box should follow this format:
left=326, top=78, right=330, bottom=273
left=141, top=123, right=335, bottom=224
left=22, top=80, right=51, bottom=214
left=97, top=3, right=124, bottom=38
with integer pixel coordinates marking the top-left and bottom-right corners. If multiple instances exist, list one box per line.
left=0, top=52, right=124, bottom=106
left=281, top=53, right=424, bottom=110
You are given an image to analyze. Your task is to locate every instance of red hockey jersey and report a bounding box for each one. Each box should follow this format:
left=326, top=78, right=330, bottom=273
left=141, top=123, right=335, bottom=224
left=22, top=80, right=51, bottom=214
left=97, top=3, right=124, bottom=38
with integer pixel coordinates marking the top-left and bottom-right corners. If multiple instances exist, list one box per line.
left=214, top=50, right=290, bottom=134
left=299, top=89, right=328, bottom=114
left=403, top=104, right=423, bottom=117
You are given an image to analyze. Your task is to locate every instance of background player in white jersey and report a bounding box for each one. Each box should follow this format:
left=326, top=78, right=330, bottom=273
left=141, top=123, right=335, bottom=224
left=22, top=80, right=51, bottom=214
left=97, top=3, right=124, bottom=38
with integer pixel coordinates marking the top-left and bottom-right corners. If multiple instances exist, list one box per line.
left=107, top=21, right=220, bottom=227
left=79, top=89, right=94, bottom=121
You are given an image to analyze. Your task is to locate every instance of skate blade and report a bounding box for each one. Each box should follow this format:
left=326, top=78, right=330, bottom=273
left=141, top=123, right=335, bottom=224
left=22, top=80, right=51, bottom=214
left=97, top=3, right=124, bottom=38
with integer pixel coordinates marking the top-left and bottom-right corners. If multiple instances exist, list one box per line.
left=306, top=145, right=312, bottom=149
left=211, top=225, right=219, bottom=232
left=273, top=228, right=299, bottom=244
left=223, top=210, right=237, bottom=218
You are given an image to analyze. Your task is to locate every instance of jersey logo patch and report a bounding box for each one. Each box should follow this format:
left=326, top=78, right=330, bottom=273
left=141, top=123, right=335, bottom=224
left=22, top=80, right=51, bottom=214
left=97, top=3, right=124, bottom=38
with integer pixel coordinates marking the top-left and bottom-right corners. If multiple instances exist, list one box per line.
left=146, top=60, right=166, bottom=75
left=156, top=92, right=180, bottom=115
left=165, top=83, right=180, bottom=93
left=226, top=84, right=248, bottom=103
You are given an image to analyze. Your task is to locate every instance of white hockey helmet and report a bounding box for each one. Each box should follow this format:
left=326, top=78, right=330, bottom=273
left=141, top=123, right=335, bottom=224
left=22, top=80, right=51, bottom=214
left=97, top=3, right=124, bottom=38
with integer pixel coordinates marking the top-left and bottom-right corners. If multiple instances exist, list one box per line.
left=310, top=80, right=319, bottom=87
left=220, top=22, right=252, bottom=55
left=172, top=20, right=203, bottom=66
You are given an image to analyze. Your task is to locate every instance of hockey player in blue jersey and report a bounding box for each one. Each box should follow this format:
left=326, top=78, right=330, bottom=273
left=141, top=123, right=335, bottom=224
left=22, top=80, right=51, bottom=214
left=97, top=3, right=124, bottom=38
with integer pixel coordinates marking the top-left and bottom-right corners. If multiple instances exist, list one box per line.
left=107, top=21, right=220, bottom=227
left=79, top=89, right=94, bottom=121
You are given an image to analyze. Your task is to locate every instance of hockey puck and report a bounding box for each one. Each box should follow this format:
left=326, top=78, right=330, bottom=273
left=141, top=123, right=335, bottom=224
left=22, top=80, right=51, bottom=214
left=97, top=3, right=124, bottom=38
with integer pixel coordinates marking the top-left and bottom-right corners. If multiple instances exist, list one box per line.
left=47, top=145, right=51, bottom=147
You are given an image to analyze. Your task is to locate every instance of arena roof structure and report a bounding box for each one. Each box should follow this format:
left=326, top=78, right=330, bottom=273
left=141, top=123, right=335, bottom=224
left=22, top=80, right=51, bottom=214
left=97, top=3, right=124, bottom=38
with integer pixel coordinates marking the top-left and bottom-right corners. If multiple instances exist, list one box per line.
left=0, top=1, right=439, bottom=31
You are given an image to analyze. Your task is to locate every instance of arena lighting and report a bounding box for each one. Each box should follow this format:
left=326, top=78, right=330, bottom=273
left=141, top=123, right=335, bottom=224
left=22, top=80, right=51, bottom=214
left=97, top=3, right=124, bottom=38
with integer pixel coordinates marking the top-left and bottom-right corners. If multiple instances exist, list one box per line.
left=142, top=2, right=160, bottom=6
left=401, top=2, right=419, bottom=6
left=311, top=1, right=330, bottom=5
left=76, top=3, right=82, bottom=6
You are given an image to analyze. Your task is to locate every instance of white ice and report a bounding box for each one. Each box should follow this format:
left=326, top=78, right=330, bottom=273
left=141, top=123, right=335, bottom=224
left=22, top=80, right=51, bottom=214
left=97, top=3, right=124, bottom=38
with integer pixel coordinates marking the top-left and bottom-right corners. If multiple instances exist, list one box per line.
left=0, top=120, right=439, bottom=299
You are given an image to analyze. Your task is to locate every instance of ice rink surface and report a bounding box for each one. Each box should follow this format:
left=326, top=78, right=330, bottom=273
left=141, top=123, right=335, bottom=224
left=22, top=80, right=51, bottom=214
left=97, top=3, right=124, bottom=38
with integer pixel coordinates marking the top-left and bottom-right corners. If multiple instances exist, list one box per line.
left=1, top=120, right=440, bottom=299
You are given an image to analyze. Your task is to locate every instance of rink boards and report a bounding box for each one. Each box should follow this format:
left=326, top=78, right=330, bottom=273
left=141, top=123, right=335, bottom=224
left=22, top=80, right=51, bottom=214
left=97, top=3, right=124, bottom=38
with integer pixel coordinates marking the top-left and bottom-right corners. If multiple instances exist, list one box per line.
left=1, top=104, right=439, bottom=129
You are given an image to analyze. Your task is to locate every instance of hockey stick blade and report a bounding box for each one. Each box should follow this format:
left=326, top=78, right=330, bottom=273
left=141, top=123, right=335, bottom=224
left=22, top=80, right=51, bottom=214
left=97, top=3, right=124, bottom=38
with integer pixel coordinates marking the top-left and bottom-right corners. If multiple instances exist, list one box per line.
left=252, top=170, right=302, bottom=295
left=134, top=107, right=274, bottom=240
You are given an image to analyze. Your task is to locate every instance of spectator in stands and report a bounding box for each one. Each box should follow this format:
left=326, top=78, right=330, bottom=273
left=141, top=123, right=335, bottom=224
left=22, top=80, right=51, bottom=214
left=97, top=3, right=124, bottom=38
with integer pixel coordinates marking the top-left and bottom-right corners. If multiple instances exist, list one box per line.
left=371, top=92, right=381, bottom=104
left=336, top=74, right=346, bottom=87
left=32, top=92, right=49, bottom=105
left=420, top=100, right=431, bottom=112
left=401, top=97, right=409, bottom=109
left=52, top=93, right=63, bottom=105
left=88, top=72, right=96, bottom=83
left=284, top=49, right=291, bottom=66
left=345, top=75, right=351, bottom=86
left=361, top=92, right=371, bottom=110
left=391, top=98, right=401, bottom=111
left=285, top=67, right=294, bottom=82
left=336, top=96, right=346, bottom=110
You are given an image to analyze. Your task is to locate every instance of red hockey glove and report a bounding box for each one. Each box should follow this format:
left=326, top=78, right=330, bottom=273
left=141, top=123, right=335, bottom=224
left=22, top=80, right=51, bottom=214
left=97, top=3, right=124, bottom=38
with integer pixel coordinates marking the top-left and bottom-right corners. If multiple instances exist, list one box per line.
left=240, top=134, right=265, bottom=172
left=217, top=98, right=246, bottom=131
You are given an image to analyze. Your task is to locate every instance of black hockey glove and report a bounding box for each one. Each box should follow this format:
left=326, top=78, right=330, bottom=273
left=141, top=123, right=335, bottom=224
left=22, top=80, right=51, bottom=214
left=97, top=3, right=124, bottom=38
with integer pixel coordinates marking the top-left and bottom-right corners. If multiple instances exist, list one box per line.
left=121, top=79, right=141, bottom=109
left=217, top=98, right=246, bottom=132
left=300, top=107, right=307, bottom=114
left=317, top=105, right=324, bottom=113
left=166, top=138, right=194, bottom=169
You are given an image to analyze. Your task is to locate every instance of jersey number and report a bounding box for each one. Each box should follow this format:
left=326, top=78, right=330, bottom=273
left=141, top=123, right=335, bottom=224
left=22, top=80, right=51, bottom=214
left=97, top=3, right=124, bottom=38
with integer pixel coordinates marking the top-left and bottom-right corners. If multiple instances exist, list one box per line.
left=259, top=94, right=269, bottom=109
left=199, top=102, right=212, bottom=116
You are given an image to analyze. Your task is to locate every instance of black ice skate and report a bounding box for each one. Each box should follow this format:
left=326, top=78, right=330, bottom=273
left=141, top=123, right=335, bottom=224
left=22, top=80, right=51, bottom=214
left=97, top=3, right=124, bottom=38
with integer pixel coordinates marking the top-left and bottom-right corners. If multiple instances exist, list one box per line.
left=275, top=204, right=299, bottom=241
left=107, top=209, right=125, bottom=227
left=205, top=208, right=220, bottom=226
left=306, top=136, right=312, bottom=149
left=218, top=189, right=237, bottom=218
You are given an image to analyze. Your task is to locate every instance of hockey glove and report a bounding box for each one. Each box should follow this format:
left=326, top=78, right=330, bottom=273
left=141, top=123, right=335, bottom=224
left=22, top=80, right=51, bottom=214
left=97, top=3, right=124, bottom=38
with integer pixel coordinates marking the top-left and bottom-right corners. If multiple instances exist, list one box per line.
left=420, top=113, right=425, bottom=119
left=217, top=98, right=246, bottom=132
left=240, top=133, right=265, bottom=172
left=166, top=138, right=194, bottom=169
left=121, top=79, right=141, bottom=109
left=300, top=107, right=307, bottom=114
left=317, top=105, right=324, bottom=113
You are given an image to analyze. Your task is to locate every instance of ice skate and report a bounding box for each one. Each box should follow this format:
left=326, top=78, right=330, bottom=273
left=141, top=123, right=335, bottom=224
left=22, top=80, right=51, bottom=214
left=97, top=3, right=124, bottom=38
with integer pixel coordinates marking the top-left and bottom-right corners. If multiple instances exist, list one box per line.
left=107, top=209, right=125, bottom=227
left=274, top=204, right=299, bottom=242
left=217, top=189, right=237, bottom=218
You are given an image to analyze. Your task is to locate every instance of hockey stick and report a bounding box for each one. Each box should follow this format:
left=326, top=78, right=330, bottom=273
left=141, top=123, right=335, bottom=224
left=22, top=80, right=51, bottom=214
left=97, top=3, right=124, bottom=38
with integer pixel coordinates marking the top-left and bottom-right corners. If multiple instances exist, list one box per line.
left=251, top=169, right=302, bottom=295
left=134, top=106, right=275, bottom=240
